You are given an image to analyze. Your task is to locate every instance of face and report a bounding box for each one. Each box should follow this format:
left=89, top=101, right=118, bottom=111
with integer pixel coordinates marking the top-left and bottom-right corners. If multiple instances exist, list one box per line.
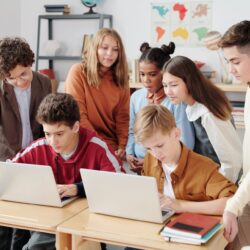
left=43, top=122, right=79, bottom=154
left=97, top=35, right=119, bottom=70
left=223, top=46, right=250, bottom=83
left=142, top=129, right=181, bottom=165
left=139, top=61, right=163, bottom=93
left=6, top=65, right=33, bottom=90
left=162, top=72, right=192, bottom=105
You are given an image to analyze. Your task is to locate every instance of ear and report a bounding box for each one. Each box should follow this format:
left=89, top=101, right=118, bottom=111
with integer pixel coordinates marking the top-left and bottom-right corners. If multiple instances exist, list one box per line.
left=173, top=127, right=181, bottom=140
left=72, top=121, right=80, bottom=133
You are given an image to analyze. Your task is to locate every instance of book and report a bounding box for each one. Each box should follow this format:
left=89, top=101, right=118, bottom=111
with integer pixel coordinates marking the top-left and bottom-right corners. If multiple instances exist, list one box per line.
left=162, top=213, right=220, bottom=239
left=163, top=223, right=222, bottom=245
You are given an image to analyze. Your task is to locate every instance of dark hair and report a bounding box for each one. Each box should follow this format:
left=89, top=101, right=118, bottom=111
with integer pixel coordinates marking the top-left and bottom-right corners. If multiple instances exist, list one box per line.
left=219, top=20, right=250, bottom=49
left=163, top=56, right=232, bottom=120
left=36, top=93, right=80, bottom=127
left=139, top=42, right=175, bottom=69
left=0, top=37, right=35, bottom=79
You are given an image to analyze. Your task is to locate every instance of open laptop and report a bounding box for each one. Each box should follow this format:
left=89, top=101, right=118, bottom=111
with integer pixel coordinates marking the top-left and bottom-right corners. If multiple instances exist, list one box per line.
left=80, top=169, right=175, bottom=224
left=0, top=161, right=78, bottom=207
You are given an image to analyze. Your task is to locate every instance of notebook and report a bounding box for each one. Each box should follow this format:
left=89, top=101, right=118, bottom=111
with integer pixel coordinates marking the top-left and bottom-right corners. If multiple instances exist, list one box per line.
left=0, top=161, right=78, bottom=207
left=80, top=169, right=175, bottom=223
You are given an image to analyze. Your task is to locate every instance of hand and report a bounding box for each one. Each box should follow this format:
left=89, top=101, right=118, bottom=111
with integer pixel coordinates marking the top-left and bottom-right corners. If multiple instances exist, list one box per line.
left=57, top=184, right=77, bottom=198
left=115, top=148, right=126, bottom=160
left=126, top=155, right=143, bottom=174
left=159, top=193, right=183, bottom=212
left=223, top=210, right=238, bottom=242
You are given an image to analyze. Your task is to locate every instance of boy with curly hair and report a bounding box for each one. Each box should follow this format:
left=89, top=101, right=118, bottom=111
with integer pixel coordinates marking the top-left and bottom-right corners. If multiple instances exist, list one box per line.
left=0, top=37, right=51, bottom=249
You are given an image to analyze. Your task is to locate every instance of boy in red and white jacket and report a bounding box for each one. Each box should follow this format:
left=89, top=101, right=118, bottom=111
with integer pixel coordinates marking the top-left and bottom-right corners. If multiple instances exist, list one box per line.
left=10, top=93, right=123, bottom=250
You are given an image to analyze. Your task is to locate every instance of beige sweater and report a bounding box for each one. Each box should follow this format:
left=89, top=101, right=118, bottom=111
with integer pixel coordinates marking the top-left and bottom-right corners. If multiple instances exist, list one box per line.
left=225, top=86, right=250, bottom=216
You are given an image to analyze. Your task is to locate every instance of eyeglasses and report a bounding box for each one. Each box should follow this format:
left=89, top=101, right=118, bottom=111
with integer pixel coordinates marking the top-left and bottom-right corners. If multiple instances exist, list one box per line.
left=6, top=68, right=32, bottom=84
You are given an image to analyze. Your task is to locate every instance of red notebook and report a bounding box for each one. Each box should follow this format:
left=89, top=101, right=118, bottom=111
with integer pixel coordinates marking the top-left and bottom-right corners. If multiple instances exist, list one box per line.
left=162, top=213, right=220, bottom=239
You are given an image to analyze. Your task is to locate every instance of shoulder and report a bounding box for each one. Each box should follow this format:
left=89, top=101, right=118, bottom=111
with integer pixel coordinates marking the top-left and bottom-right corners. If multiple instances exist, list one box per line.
left=69, top=63, right=84, bottom=74
left=32, top=72, right=51, bottom=92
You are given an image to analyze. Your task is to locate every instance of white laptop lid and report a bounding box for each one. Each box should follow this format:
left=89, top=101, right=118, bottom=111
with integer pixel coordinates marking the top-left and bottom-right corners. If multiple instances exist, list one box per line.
left=0, top=161, right=77, bottom=207
left=80, top=169, right=174, bottom=223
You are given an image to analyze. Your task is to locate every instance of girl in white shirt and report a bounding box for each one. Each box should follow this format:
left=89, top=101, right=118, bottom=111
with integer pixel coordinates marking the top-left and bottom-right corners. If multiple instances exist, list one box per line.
left=162, top=55, right=242, bottom=183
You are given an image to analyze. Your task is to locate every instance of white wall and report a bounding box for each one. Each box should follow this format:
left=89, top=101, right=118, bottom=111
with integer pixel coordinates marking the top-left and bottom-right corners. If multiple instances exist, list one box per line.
left=2, top=0, right=250, bottom=81
left=0, top=0, right=20, bottom=37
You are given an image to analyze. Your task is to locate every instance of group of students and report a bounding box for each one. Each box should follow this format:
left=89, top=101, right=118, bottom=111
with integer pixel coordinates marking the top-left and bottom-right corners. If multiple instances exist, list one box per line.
left=0, top=20, right=249, bottom=250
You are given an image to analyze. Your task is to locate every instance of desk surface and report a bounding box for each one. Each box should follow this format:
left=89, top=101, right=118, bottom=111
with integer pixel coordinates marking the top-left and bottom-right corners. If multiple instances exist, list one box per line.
left=58, top=209, right=227, bottom=250
left=0, top=198, right=88, bottom=234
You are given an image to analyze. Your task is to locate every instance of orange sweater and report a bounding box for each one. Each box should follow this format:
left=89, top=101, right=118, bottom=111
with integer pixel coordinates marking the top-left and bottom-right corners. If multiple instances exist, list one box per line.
left=65, top=63, right=130, bottom=150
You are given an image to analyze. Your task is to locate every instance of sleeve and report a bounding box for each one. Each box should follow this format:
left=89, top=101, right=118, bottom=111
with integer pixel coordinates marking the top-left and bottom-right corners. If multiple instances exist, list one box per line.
left=172, top=102, right=195, bottom=150
left=126, top=92, right=136, bottom=156
left=205, top=163, right=237, bottom=199
left=202, top=114, right=242, bottom=183
left=225, top=171, right=250, bottom=216
left=65, top=64, right=95, bottom=131
left=115, top=87, right=130, bottom=149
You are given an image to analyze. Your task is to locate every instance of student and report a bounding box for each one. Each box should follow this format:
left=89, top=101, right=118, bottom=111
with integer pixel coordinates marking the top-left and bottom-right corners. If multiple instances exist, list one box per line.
left=126, top=42, right=195, bottom=173
left=10, top=93, right=123, bottom=250
left=134, top=104, right=237, bottom=215
left=218, top=20, right=250, bottom=249
left=65, top=28, right=130, bottom=160
left=0, top=37, right=51, bottom=250
left=162, top=56, right=242, bottom=183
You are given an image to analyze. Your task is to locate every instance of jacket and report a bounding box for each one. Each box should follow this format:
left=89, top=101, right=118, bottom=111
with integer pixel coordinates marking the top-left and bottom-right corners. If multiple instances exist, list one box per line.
left=11, top=127, right=123, bottom=194
left=0, top=71, right=51, bottom=160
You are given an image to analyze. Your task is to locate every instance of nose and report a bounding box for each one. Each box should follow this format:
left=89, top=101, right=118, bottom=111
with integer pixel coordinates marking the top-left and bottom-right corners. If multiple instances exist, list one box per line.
left=151, top=148, right=160, bottom=159
left=228, top=63, right=236, bottom=74
left=164, top=86, right=171, bottom=96
left=106, top=48, right=113, bottom=56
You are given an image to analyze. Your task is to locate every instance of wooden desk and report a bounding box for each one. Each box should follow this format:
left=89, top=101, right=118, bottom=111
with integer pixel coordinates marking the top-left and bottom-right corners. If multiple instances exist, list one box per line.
left=0, top=199, right=88, bottom=249
left=57, top=209, right=228, bottom=250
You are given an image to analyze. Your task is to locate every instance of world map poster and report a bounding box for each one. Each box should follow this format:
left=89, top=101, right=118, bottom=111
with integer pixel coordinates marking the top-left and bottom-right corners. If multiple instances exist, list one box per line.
left=151, top=1, right=212, bottom=47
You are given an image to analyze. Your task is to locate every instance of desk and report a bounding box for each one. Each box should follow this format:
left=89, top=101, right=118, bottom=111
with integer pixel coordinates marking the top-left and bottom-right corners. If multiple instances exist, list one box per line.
left=57, top=209, right=228, bottom=250
left=0, top=199, right=88, bottom=249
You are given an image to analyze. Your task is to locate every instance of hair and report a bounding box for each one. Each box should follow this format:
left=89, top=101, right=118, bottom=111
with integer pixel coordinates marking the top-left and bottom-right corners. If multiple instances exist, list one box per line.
left=162, top=56, right=232, bottom=120
left=219, top=20, right=250, bottom=52
left=0, top=37, right=34, bottom=79
left=82, top=28, right=129, bottom=88
left=139, top=42, right=175, bottom=69
left=134, top=104, right=176, bottom=144
left=36, top=93, right=80, bottom=127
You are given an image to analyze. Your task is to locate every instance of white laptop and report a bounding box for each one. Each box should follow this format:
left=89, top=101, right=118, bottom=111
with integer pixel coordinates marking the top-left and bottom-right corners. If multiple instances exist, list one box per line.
left=0, top=161, right=78, bottom=207
left=80, top=169, right=174, bottom=224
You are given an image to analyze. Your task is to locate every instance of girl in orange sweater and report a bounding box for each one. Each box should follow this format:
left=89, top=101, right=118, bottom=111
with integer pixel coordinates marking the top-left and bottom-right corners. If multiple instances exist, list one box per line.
left=65, top=28, right=129, bottom=160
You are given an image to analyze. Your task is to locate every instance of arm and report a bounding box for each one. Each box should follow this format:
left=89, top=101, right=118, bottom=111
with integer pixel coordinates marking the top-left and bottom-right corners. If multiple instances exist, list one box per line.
left=115, top=87, right=130, bottom=150
left=160, top=195, right=229, bottom=215
left=65, top=64, right=95, bottom=131
left=202, top=114, right=242, bottom=183
left=172, top=102, right=195, bottom=150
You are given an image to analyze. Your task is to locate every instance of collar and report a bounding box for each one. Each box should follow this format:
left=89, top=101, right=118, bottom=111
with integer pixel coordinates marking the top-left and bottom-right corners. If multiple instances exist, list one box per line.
left=186, top=101, right=210, bottom=121
left=146, top=86, right=165, bottom=104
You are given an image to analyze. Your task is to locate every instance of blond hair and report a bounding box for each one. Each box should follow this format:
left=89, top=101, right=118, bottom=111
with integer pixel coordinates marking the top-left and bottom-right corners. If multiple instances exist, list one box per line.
left=134, top=104, right=176, bottom=144
left=82, top=28, right=128, bottom=88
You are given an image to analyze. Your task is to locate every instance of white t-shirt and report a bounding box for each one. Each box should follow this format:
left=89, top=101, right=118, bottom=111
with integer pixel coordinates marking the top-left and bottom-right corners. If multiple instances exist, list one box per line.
left=162, top=163, right=176, bottom=199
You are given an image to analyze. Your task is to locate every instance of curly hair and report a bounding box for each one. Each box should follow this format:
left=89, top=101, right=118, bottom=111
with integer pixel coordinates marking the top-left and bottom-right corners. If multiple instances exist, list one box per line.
left=36, top=93, right=80, bottom=127
left=139, top=41, right=175, bottom=70
left=0, top=37, right=34, bottom=79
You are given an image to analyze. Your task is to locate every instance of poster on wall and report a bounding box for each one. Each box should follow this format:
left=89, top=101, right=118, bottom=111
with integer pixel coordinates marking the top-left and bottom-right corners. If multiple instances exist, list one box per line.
left=151, top=1, right=212, bottom=47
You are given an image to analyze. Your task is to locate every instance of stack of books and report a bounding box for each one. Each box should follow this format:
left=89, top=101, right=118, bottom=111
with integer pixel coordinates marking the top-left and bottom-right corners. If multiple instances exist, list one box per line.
left=44, top=4, right=70, bottom=14
left=231, top=101, right=245, bottom=129
left=160, top=213, right=222, bottom=245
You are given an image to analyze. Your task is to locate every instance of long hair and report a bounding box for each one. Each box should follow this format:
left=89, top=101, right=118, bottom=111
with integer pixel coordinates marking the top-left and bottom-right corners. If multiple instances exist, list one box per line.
left=82, top=28, right=128, bottom=88
left=163, top=56, right=232, bottom=120
left=139, top=42, right=175, bottom=69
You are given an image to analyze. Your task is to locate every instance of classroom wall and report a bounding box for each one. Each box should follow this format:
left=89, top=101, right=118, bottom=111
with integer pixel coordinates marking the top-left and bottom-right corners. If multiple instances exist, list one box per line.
left=1, top=0, right=250, bottom=81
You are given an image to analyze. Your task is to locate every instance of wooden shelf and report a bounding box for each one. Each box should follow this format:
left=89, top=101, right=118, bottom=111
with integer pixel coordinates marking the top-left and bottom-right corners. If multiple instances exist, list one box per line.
left=130, top=82, right=248, bottom=93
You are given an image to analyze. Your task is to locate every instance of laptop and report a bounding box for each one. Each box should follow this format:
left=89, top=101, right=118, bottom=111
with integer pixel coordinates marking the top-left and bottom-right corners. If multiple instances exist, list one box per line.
left=80, top=169, right=175, bottom=223
left=0, top=161, right=78, bottom=207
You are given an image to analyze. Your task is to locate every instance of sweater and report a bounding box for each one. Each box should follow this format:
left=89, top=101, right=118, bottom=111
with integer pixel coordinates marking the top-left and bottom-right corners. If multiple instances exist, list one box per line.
left=225, top=86, right=250, bottom=215
left=186, top=102, right=242, bottom=183
left=65, top=63, right=130, bottom=151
